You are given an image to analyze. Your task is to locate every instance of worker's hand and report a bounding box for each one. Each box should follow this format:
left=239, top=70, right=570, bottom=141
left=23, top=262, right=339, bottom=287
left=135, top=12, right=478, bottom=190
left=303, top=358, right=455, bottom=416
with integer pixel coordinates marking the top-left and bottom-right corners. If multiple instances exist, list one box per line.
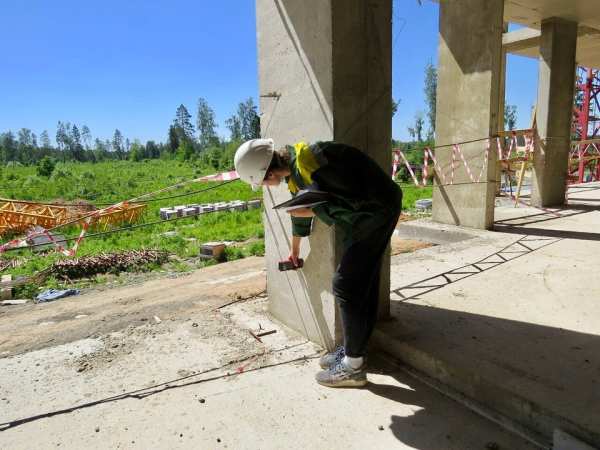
left=287, top=207, right=315, bottom=218
left=289, top=235, right=301, bottom=267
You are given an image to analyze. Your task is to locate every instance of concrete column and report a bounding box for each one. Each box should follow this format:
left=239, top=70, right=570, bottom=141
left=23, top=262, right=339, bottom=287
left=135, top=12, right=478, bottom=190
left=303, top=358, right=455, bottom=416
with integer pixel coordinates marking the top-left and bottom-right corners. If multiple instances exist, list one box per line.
left=531, top=18, right=578, bottom=207
left=256, top=0, right=392, bottom=349
left=496, top=23, right=508, bottom=195
left=432, top=0, right=504, bottom=229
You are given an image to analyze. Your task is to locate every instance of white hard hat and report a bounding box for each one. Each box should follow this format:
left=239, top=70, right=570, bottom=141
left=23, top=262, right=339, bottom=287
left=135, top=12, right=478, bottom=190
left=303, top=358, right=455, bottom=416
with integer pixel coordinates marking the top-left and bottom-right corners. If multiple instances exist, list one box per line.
left=234, top=138, right=275, bottom=190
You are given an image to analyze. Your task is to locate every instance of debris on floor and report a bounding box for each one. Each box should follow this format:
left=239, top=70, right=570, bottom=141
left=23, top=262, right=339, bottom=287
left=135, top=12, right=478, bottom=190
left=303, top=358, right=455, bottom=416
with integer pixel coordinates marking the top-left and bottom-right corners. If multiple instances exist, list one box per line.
left=36, top=288, right=80, bottom=303
left=51, top=250, right=169, bottom=279
left=1, top=299, right=28, bottom=306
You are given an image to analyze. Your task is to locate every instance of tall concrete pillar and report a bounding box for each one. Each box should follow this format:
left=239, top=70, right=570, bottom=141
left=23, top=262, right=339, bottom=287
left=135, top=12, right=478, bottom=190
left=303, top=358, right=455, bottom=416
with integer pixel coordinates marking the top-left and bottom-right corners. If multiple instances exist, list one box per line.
left=432, top=0, right=504, bottom=229
left=531, top=18, right=578, bottom=207
left=256, top=0, right=392, bottom=349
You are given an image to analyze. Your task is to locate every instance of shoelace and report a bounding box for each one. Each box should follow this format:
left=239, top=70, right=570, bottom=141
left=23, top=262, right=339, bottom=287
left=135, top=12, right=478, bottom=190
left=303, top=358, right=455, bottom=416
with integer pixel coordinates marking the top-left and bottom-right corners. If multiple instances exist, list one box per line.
left=330, top=360, right=357, bottom=377
left=333, top=346, right=345, bottom=364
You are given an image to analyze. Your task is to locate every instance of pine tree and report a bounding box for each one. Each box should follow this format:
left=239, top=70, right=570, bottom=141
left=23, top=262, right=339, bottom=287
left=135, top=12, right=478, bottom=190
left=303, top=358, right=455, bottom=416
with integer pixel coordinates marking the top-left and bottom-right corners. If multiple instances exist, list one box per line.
left=167, top=125, right=180, bottom=154
left=112, top=129, right=124, bottom=159
left=424, top=62, right=437, bottom=139
left=56, top=122, right=66, bottom=152
left=0, top=131, right=17, bottom=163
left=239, top=98, right=260, bottom=140
left=504, top=105, right=518, bottom=131
left=225, top=116, right=242, bottom=141
left=40, top=130, right=51, bottom=149
left=173, top=104, right=195, bottom=140
left=227, top=98, right=260, bottom=142
left=196, top=97, right=218, bottom=150
left=70, top=125, right=85, bottom=161
left=18, top=128, right=33, bottom=147
left=81, top=125, right=92, bottom=149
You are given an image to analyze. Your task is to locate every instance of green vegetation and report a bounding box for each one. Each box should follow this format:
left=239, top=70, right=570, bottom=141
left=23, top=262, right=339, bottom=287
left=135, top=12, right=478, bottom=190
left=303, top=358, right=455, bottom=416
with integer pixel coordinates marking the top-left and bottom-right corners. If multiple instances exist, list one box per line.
left=400, top=185, right=433, bottom=210
left=2, top=159, right=264, bottom=297
left=0, top=90, right=434, bottom=298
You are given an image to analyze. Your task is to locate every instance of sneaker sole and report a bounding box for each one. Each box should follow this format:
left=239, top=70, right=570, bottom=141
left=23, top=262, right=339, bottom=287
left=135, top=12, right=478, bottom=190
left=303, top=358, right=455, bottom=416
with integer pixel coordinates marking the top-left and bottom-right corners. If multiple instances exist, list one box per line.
left=316, top=378, right=368, bottom=388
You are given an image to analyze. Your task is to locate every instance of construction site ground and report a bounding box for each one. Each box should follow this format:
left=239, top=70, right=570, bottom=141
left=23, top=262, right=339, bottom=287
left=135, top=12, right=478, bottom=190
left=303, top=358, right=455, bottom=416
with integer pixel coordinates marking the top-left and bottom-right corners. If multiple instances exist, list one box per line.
left=2, top=185, right=598, bottom=449
left=1, top=257, right=536, bottom=449
left=375, top=183, right=600, bottom=449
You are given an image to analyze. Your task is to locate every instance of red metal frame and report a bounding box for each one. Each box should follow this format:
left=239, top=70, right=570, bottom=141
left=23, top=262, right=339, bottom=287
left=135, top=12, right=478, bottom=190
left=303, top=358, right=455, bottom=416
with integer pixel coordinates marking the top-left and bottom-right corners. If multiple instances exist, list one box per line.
left=571, top=67, right=600, bottom=183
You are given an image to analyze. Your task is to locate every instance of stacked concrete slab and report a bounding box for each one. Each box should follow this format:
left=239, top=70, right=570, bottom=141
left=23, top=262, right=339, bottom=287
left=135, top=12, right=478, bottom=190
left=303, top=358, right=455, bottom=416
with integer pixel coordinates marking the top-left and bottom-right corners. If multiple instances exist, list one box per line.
left=159, top=199, right=261, bottom=220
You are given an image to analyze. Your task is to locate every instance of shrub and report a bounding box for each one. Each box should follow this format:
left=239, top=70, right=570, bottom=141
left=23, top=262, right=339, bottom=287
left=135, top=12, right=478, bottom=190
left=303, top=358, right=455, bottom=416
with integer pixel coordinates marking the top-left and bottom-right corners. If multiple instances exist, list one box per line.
left=36, top=157, right=56, bottom=178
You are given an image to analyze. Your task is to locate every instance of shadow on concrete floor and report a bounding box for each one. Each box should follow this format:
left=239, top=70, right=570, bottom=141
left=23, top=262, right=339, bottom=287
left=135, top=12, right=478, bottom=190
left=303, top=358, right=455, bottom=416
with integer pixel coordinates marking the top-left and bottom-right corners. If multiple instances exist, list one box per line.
left=392, top=235, right=559, bottom=302
left=374, top=302, right=600, bottom=448
left=494, top=208, right=594, bottom=227
left=495, top=225, right=600, bottom=241
left=365, top=357, right=537, bottom=450
left=568, top=197, right=600, bottom=202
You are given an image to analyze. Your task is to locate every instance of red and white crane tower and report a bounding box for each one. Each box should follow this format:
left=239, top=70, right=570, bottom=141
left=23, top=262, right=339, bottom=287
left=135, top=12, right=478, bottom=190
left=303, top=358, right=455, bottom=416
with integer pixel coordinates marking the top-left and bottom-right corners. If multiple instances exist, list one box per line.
left=571, top=67, right=600, bottom=183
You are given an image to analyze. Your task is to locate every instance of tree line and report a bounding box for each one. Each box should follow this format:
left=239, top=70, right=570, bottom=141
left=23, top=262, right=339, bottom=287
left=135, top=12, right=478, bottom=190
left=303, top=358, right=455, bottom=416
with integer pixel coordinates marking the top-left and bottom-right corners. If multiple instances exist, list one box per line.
left=0, top=97, right=260, bottom=171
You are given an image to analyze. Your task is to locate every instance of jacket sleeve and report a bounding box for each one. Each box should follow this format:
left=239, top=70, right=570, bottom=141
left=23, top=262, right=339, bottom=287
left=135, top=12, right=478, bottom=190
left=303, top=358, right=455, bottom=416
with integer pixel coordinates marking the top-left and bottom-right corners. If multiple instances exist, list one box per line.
left=291, top=216, right=313, bottom=237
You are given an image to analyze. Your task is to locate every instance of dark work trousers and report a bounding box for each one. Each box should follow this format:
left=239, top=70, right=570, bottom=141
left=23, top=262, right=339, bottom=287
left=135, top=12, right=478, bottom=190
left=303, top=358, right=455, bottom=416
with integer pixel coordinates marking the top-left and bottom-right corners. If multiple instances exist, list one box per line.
left=332, top=205, right=401, bottom=358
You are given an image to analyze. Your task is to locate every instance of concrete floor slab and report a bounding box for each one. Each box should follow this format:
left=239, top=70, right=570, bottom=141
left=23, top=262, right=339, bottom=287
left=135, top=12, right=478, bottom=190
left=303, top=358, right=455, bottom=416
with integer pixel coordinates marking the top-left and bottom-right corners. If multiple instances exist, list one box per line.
left=375, top=183, right=600, bottom=449
left=0, top=272, right=534, bottom=450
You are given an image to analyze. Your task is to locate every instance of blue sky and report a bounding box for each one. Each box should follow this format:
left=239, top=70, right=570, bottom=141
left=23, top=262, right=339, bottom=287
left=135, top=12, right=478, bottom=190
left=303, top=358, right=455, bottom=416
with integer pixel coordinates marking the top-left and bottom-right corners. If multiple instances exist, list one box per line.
left=0, top=0, right=539, bottom=144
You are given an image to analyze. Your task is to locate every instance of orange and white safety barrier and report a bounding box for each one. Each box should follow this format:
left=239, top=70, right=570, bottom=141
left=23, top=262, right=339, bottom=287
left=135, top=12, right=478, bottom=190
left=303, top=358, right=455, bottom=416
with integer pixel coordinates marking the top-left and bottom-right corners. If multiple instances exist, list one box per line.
left=197, top=170, right=239, bottom=182
left=393, top=139, right=492, bottom=187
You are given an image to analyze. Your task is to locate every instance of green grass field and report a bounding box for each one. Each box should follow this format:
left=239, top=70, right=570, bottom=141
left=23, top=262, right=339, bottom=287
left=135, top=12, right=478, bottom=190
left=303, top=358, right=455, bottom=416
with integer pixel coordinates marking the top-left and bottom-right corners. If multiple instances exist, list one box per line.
left=1, top=159, right=431, bottom=297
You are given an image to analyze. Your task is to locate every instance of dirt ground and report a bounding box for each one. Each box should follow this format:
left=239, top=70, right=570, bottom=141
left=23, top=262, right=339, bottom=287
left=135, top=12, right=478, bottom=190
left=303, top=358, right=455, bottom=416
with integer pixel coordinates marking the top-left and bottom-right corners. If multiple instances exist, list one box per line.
left=0, top=257, right=266, bottom=358
left=390, top=237, right=433, bottom=255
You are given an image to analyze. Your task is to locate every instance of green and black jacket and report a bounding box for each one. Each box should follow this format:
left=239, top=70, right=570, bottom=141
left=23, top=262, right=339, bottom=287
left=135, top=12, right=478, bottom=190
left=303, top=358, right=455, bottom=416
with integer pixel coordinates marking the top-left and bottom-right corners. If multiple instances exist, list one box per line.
left=286, top=141, right=402, bottom=244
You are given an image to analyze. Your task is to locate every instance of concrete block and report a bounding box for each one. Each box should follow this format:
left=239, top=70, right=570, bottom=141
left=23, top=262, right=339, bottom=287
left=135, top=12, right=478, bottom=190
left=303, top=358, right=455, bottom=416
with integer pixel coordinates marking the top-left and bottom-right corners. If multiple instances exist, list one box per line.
left=1, top=274, right=12, bottom=300
left=415, top=199, right=433, bottom=210
left=160, top=209, right=175, bottom=220
left=199, top=242, right=226, bottom=262
left=229, top=201, right=248, bottom=212
left=248, top=199, right=262, bottom=209
left=1, top=299, right=27, bottom=306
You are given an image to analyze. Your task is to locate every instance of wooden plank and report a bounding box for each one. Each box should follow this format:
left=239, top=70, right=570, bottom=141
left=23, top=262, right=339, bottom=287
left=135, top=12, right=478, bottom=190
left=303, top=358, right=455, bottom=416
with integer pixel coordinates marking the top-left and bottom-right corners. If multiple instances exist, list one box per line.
left=497, top=128, right=535, bottom=137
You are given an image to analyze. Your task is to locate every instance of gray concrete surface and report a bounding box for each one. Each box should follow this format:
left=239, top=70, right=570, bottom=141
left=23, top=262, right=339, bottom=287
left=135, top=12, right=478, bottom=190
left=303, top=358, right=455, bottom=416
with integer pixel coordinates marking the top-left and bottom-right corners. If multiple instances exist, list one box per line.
left=256, top=0, right=393, bottom=350
left=531, top=17, right=578, bottom=207
left=374, top=184, right=600, bottom=449
left=432, top=0, right=503, bottom=230
left=0, top=289, right=536, bottom=449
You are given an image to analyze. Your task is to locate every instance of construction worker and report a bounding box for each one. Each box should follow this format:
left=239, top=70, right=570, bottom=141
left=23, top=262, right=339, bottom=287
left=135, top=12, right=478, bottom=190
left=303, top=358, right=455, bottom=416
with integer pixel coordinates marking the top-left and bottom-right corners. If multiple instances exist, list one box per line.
left=234, top=139, right=402, bottom=388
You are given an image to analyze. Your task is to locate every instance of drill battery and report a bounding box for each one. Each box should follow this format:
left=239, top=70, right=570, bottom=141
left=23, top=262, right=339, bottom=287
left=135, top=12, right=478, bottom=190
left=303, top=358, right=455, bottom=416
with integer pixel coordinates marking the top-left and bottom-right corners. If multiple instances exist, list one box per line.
left=278, top=258, right=304, bottom=271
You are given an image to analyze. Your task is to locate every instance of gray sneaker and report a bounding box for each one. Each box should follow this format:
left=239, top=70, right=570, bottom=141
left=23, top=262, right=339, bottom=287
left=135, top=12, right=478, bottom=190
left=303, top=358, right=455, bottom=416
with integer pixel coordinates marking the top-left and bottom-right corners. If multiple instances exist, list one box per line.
left=315, top=360, right=367, bottom=388
left=318, top=346, right=345, bottom=369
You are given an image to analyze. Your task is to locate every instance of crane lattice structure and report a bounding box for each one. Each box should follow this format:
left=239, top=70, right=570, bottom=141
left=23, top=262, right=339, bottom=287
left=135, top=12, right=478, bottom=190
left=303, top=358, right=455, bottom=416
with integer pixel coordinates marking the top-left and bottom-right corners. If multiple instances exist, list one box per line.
left=0, top=199, right=146, bottom=237
left=571, top=67, right=600, bottom=183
